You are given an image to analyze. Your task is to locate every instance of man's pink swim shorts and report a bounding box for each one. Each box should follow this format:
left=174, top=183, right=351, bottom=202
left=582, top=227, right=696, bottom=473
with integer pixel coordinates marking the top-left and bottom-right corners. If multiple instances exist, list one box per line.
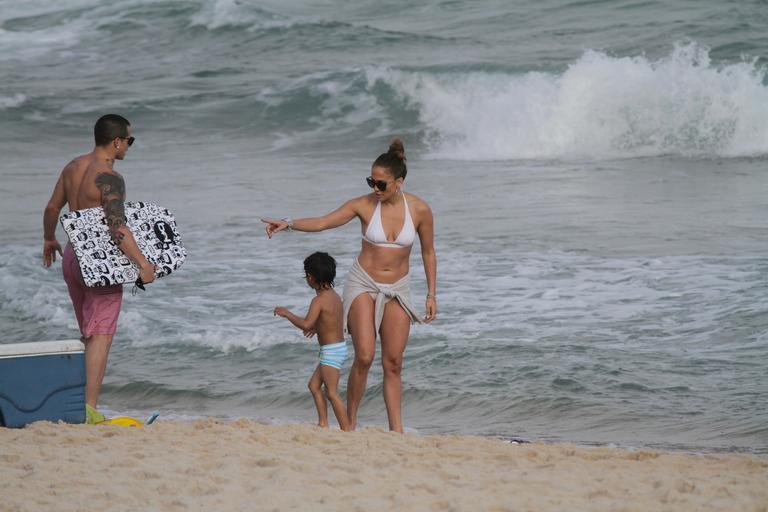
left=62, top=244, right=123, bottom=338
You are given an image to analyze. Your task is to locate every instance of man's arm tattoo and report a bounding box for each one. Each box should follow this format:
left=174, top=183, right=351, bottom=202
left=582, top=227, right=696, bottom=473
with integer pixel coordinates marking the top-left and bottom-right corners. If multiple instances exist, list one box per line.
left=96, top=173, right=127, bottom=246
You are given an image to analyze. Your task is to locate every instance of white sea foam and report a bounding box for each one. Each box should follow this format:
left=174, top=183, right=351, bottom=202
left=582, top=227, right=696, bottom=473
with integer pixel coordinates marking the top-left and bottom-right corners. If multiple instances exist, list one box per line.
left=121, top=313, right=306, bottom=352
left=190, top=0, right=292, bottom=30
left=0, top=245, right=311, bottom=351
left=0, top=249, right=78, bottom=335
left=0, top=94, right=26, bottom=109
left=0, top=0, right=97, bottom=23
left=365, top=42, right=768, bottom=160
left=416, top=245, right=765, bottom=351
left=0, top=13, right=88, bottom=60
left=269, top=133, right=298, bottom=151
left=23, top=110, right=46, bottom=122
left=258, top=70, right=392, bottom=143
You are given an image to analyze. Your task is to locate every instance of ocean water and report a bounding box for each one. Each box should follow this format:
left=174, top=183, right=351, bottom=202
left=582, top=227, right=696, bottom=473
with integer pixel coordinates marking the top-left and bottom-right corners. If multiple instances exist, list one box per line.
left=1, top=0, right=767, bottom=454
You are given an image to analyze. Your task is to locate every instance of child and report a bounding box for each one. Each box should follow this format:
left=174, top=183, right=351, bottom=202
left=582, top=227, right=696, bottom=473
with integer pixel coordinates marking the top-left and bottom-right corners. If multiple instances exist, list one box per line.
left=274, top=252, right=351, bottom=431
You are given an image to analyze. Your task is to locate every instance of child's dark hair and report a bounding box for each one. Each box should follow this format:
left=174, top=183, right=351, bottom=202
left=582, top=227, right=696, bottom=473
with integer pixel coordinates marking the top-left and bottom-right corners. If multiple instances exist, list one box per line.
left=372, top=138, right=407, bottom=180
left=304, top=252, right=336, bottom=288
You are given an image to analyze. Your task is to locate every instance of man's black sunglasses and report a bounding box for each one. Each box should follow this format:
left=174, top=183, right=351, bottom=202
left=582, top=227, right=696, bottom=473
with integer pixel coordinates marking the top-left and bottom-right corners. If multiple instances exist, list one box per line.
left=366, top=176, right=388, bottom=191
left=119, top=136, right=135, bottom=147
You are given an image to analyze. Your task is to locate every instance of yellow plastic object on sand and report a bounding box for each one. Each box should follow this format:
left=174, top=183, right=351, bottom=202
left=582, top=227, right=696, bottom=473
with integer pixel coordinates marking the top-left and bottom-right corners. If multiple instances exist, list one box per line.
left=85, top=404, right=105, bottom=424
left=99, top=416, right=143, bottom=427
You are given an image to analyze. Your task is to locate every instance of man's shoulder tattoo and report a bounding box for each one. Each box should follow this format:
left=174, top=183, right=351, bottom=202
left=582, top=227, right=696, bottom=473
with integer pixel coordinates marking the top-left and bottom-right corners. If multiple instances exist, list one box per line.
left=95, top=172, right=126, bottom=198
left=96, top=172, right=127, bottom=245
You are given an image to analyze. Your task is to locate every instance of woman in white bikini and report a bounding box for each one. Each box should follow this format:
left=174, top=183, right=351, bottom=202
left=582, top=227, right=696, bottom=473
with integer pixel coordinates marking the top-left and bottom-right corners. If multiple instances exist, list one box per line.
left=262, top=139, right=436, bottom=433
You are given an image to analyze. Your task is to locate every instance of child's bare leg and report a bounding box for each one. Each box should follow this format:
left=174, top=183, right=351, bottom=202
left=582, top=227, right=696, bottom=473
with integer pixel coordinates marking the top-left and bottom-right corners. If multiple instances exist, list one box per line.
left=308, top=365, right=328, bottom=427
left=320, top=364, right=351, bottom=431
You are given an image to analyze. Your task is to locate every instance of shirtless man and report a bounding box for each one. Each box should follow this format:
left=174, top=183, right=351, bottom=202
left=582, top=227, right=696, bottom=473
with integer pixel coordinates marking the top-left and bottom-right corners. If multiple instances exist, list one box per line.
left=42, top=114, right=155, bottom=423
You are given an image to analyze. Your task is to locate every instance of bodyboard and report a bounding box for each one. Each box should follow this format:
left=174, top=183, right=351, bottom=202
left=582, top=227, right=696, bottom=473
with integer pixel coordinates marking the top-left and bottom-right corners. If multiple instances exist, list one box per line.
left=60, top=201, right=186, bottom=287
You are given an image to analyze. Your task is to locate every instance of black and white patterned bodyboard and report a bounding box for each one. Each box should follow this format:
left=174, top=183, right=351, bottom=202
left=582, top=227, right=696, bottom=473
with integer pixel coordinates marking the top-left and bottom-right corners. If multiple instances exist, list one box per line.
left=60, top=201, right=186, bottom=287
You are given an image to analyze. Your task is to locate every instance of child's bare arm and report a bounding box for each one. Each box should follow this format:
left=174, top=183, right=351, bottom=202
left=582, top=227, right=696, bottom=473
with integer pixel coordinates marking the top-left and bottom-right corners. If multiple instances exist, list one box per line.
left=274, top=297, right=322, bottom=332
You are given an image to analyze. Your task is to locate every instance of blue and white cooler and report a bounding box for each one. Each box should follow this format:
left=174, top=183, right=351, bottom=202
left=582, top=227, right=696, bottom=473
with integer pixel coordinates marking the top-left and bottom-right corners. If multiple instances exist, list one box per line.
left=0, top=340, right=86, bottom=427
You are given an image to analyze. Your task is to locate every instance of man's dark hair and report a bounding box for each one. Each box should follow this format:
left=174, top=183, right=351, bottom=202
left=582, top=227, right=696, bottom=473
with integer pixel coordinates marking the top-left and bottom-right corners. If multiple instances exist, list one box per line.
left=304, top=252, right=336, bottom=288
left=94, top=114, right=130, bottom=147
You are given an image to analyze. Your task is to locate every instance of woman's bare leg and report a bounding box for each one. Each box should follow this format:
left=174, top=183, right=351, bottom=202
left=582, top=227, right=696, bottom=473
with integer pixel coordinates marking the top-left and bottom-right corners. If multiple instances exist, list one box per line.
left=346, top=293, right=376, bottom=430
left=320, top=365, right=351, bottom=431
left=308, top=365, right=328, bottom=427
left=379, top=300, right=411, bottom=433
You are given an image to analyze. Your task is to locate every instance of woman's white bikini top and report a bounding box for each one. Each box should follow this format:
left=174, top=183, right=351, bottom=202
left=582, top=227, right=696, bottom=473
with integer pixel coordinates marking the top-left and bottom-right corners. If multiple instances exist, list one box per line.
left=363, top=194, right=416, bottom=249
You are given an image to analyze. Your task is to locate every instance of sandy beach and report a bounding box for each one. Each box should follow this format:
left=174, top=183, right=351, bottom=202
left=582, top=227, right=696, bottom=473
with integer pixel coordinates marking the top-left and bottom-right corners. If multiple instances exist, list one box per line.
left=1, top=419, right=766, bottom=511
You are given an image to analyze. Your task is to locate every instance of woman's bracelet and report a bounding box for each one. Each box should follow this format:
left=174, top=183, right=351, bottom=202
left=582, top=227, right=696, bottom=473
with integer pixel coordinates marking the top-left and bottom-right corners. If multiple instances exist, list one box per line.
left=426, top=293, right=436, bottom=300
left=281, top=217, right=294, bottom=231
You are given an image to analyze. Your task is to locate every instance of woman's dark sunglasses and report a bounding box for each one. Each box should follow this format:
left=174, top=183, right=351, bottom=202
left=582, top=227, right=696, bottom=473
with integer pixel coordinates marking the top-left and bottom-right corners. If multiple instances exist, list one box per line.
left=366, top=176, right=388, bottom=191
left=119, top=136, right=135, bottom=147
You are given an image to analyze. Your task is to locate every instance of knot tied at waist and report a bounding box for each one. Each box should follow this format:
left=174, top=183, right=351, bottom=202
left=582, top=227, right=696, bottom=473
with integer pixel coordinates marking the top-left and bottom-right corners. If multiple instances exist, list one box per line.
left=375, top=284, right=400, bottom=299
left=342, top=258, right=423, bottom=335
